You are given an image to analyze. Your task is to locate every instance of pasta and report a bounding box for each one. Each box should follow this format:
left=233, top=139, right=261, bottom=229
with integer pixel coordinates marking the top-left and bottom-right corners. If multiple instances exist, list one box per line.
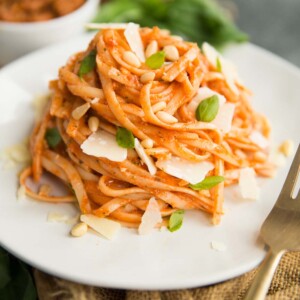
left=20, top=25, right=275, bottom=231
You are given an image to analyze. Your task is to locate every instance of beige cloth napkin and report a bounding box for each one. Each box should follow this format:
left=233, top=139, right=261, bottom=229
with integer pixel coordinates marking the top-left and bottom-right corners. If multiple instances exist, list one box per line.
left=34, top=251, right=300, bottom=300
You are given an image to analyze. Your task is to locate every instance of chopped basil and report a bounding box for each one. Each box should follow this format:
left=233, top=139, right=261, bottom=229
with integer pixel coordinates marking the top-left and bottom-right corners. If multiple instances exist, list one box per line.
left=145, top=51, right=165, bottom=69
left=216, top=56, right=222, bottom=72
left=45, top=128, right=61, bottom=148
left=168, top=210, right=184, bottom=232
left=195, top=95, right=219, bottom=122
left=189, top=176, right=225, bottom=190
left=78, top=49, right=97, bottom=78
left=116, top=127, right=135, bottom=148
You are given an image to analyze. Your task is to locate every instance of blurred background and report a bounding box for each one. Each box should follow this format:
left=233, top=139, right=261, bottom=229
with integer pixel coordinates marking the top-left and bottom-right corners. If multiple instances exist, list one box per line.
left=233, top=0, right=299, bottom=67
left=0, top=0, right=299, bottom=67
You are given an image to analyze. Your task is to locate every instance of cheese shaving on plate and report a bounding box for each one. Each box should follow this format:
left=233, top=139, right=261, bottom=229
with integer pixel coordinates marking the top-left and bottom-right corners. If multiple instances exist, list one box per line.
left=81, top=214, right=121, bottom=240
left=138, top=197, right=162, bottom=235
left=239, top=167, right=260, bottom=201
left=211, top=240, right=227, bottom=252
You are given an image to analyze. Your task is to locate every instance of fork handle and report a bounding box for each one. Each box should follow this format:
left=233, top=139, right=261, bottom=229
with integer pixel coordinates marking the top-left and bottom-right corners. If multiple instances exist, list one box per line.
left=244, top=249, right=285, bottom=300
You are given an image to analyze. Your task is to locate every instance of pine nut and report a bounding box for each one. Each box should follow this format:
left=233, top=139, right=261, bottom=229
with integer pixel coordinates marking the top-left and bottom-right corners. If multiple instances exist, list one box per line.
left=38, top=184, right=51, bottom=196
left=141, top=138, right=154, bottom=149
left=72, top=103, right=90, bottom=120
left=145, top=40, right=158, bottom=58
left=156, top=111, right=178, bottom=124
left=88, top=116, right=99, bottom=132
left=254, top=151, right=267, bottom=162
left=140, top=72, right=155, bottom=84
left=71, top=222, right=88, bottom=237
left=163, top=45, right=179, bottom=61
left=151, top=101, right=167, bottom=113
left=278, top=139, right=294, bottom=157
left=123, top=51, right=141, bottom=68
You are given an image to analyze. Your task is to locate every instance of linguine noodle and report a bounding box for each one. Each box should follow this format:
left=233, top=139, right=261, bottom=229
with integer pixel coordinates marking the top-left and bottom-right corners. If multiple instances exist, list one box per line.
left=20, top=26, right=274, bottom=229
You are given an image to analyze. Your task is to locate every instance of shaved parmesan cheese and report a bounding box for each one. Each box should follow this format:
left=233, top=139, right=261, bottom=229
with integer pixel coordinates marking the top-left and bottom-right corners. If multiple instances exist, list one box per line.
left=249, top=131, right=269, bottom=149
left=202, top=42, right=239, bottom=95
left=187, top=87, right=226, bottom=114
left=138, top=197, right=162, bottom=235
left=17, top=185, right=26, bottom=200
left=156, top=156, right=214, bottom=184
left=32, top=94, right=49, bottom=121
left=47, top=212, right=78, bottom=223
left=211, top=240, right=227, bottom=252
left=85, top=23, right=129, bottom=30
left=1, top=139, right=31, bottom=169
left=81, top=130, right=127, bottom=162
left=211, top=102, right=235, bottom=133
left=80, top=214, right=121, bottom=240
left=202, top=42, right=220, bottom=69
left=187, top=87, right=235, bottom=132
left=124, top=23, right=145, bottom=62
left=239, top=167, right=260, bottom=201
left=269, top=150, right=286, bottom=167
left=134, top=138, right=157, bottom=175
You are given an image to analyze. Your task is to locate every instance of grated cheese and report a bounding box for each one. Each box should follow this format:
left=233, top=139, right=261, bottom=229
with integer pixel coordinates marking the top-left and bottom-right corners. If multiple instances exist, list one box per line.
left=211, top=240, right=227, bottom=252
left=0, top=139, right=31, bottom=169
left=47, top=212, right=79, bottom=224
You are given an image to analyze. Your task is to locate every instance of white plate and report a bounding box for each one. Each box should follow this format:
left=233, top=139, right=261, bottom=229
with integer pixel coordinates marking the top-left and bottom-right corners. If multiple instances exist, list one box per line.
left=0, top=35, right=299, bottom=290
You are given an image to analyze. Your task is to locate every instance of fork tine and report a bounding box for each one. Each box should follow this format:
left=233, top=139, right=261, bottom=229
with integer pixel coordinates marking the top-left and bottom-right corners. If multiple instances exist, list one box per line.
left=279, top=144, right=300, bottom=199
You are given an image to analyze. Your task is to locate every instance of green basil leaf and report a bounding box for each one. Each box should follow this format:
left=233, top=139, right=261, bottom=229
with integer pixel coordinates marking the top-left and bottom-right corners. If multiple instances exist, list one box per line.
left=45, top=128, right=61, bottom=148
left=145, top=51, right=165, bottom=69
left=189, top=176, right=225, bottom=190
left=116, top=127, right=135, bottom=148
left=196, top=95, right=219, bottom=122
left=78, top=50, right=97, bottom=78
left=168, top=210, right=184, bottom=232
left=216, top=56, right=222, bottom=72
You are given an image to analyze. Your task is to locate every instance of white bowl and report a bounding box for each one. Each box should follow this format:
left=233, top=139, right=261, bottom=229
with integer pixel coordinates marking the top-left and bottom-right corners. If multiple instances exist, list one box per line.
left=0, top=0, right=99, bottom=65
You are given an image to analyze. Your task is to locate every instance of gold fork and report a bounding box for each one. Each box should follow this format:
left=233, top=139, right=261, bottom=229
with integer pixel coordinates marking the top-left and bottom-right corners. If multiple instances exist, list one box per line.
left=244, top=144, right=300, bottom=300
